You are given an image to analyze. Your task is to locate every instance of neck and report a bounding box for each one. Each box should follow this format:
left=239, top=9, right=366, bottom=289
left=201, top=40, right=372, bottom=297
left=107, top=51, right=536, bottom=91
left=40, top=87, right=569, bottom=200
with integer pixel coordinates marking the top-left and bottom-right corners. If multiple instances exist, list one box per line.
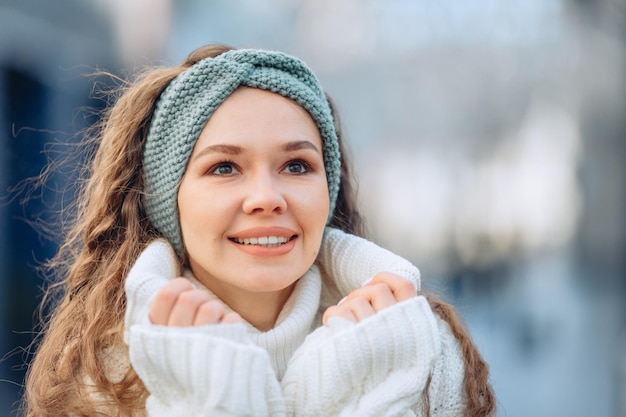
left=233, top=286, right=295, bottom=331
left=200, top=279, right=296, bottom=331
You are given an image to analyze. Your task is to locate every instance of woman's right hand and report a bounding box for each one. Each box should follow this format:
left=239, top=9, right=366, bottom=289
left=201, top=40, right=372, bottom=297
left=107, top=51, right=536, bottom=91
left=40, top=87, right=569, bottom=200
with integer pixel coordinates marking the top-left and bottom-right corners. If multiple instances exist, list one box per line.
left=149, top=277, right=242, bottom=326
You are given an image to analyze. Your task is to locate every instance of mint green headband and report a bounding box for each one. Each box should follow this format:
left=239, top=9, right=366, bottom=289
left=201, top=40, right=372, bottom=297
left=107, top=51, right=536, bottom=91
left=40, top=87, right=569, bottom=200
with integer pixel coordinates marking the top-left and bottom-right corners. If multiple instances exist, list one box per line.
left=142, top=49, right=341, bottom=258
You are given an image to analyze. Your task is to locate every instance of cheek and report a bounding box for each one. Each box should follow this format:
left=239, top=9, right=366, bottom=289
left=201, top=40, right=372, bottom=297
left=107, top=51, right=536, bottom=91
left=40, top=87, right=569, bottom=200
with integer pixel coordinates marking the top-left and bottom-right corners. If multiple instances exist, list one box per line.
left=177, top=188, right=191, bottom=232
left=300, top=180, right=330, bottom=232
left=317, top=181, right=331, bottom=222
left=177, top=182, right=224, bottom=237
left=178, top=183, right=199, bottom=229
left=308, top=194, right=328, bottom=259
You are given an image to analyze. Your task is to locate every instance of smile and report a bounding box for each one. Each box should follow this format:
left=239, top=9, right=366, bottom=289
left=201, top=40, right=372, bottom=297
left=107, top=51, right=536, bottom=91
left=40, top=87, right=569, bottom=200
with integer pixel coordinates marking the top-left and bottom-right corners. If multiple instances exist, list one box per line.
left=230, top=235, right=295, bottom=248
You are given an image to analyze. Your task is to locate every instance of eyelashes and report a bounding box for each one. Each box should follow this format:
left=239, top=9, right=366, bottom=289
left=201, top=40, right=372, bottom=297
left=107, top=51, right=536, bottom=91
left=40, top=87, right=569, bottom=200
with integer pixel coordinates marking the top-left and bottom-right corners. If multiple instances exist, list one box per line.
left=209, top=161, right=239, bottom=176
left=206, top=159, right=315, bottom=177
left=282, top=159, right=311, bottom=174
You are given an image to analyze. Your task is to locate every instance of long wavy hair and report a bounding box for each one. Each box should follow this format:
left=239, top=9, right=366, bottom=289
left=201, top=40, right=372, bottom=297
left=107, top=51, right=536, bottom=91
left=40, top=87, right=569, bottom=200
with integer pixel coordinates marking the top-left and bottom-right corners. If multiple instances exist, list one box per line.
left=23, top=44, right=495, bottom=417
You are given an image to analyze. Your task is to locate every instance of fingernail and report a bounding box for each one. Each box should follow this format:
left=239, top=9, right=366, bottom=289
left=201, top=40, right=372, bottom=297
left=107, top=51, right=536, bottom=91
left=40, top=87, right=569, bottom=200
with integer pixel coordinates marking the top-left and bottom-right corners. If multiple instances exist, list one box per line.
left=337, top=296, right=347, bottom=306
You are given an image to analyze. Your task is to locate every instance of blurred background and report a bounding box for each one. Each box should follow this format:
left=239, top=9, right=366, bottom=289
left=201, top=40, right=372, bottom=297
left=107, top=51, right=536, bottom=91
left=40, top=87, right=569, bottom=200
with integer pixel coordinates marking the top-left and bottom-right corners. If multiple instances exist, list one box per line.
left=1, top=0, right=625, bottom=416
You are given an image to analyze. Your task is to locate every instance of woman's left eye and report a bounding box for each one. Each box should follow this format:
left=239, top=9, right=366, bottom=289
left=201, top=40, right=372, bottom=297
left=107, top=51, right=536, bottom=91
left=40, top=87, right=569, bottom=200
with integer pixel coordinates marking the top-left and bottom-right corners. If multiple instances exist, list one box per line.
left=283, top=160, right=310, bottom=174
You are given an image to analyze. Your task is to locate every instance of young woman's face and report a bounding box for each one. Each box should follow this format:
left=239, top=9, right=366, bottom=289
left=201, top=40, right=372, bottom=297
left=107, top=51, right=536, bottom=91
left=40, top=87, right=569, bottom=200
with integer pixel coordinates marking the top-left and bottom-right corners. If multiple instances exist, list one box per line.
left=177, top=87, right=329, bottom=302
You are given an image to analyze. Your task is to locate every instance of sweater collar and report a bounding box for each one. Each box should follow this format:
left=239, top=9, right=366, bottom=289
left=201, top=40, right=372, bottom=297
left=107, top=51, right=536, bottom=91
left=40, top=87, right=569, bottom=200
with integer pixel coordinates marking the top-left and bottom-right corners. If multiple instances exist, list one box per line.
left=183, top=265, right=322, bottom=378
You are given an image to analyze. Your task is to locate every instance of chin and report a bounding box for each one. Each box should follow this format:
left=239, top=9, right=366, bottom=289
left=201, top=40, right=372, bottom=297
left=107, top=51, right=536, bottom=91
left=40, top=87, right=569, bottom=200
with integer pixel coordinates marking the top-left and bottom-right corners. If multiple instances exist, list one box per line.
left=246, top=277, right=298, bottom=293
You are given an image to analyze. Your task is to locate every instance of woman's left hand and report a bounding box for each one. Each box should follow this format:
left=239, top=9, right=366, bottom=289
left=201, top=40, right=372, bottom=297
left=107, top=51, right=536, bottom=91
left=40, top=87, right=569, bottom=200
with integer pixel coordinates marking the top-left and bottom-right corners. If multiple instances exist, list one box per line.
left=283, top=272, right=439, bottom=416
left=322, top=272, right=416, bottom=325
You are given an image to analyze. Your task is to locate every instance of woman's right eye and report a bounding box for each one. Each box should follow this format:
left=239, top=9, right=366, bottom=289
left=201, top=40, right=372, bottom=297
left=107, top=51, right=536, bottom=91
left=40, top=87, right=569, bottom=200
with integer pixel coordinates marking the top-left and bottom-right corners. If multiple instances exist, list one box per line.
left=210, top=162, right=239, bottom=176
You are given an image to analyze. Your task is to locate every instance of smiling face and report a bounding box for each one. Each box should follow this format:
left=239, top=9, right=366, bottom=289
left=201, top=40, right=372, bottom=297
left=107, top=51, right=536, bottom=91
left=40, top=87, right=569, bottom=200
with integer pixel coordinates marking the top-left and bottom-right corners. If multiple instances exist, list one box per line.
left=177, top=87, right=330, bottom=308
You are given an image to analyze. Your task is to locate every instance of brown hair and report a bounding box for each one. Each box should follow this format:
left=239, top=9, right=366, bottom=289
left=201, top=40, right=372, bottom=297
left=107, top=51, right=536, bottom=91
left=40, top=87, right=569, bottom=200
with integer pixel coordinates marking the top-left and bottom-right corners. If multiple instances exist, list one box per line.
left=23, top=44, right=494, bottom=416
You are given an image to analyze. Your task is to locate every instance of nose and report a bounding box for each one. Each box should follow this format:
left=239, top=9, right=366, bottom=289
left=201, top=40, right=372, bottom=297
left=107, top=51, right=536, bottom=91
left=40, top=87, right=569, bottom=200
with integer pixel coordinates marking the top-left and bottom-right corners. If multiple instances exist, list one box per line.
left=242, top=172, right=287, bottom=215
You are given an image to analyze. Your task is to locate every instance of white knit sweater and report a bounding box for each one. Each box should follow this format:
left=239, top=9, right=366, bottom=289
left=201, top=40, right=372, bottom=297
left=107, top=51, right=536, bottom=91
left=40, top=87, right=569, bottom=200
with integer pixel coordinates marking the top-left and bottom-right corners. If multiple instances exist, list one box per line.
left=123, top=228, right=466, bottom=416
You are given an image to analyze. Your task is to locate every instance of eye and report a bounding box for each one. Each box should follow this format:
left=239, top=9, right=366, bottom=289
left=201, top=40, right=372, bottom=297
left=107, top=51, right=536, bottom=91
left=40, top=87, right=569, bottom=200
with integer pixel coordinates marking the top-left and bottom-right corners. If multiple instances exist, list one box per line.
left=210, top=162, right=239, bottom=176
left=283, top=160, right=311, bottom=174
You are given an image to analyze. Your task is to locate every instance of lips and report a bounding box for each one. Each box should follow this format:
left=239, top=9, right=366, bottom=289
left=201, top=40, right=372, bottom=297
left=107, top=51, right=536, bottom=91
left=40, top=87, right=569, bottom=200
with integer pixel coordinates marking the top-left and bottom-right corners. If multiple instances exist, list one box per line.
left=228, top=227, right=298, bottom=248
left=231, top=236, right=293, bottom=247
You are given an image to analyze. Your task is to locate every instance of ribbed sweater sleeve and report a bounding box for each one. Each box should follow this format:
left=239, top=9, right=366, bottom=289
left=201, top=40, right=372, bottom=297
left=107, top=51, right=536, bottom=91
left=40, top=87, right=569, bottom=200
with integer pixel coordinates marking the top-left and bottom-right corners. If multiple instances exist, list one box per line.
left=422, top=317, right=466, bottom=417
left=124, top=240, right=285, bottom=416
left=281, top=296, right=441, bottom=416
left=297, top=227, right=465, bottom=416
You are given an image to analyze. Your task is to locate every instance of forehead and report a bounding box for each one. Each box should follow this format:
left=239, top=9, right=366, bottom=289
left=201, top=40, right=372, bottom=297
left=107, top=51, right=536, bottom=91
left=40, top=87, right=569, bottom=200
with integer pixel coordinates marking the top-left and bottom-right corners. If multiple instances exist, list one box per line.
left=194, top=87, right=322, bottom=149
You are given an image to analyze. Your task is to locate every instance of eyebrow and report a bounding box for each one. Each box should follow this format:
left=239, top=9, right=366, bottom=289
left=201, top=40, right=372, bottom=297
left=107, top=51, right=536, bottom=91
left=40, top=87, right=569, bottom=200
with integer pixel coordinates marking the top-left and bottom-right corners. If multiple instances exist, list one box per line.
left=192, top=144, right=242, bottom=161
left=192, top=140, right=320, bottom=161
left=281, top=140, right=320, bottom=153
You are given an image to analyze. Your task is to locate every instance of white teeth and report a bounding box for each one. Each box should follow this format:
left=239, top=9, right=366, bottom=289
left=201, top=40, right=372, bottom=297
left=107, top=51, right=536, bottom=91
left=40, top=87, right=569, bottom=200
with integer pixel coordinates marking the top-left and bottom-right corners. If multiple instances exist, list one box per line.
left=233, top=236, right=289, bottom=247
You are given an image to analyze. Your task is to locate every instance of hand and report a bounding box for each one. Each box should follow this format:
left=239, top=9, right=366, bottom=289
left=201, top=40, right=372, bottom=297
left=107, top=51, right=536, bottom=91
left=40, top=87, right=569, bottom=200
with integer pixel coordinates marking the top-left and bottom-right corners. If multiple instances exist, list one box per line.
left=284, top=273, right=436, bottom=416
left=149, top=277, right=242, bottom=326
left=322, top=272, right=416, bottom=325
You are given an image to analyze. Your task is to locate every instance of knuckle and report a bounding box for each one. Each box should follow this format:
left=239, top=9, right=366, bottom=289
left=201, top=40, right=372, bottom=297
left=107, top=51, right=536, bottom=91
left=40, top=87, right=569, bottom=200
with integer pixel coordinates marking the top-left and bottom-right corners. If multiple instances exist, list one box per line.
left=370, top=283, right=391, bottom=293
left=223, top=311, right=241, bottom=321
left=373, top=271, right=396, bottom=281
left=397, top=279, right=415, bottom=292
left=155, top=278, right=192, bottom=301
left=344, top=292, right=360, bottom=301
left=351, top=294, right=369, bottom=306
left=178, top=289, right=205, bottom=304
left=154, top=288, right=180, bottom=304
left=203, top=300, right=224, bottom=314
left=176, top=290, right=195, bottom=303
left=343, top=294, right=367, bottom=309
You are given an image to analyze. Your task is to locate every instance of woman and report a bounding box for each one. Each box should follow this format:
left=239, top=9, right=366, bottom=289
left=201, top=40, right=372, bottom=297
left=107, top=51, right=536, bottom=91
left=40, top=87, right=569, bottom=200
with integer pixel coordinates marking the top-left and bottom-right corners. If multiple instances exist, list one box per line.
left=24, top=44, right=495, bottom=416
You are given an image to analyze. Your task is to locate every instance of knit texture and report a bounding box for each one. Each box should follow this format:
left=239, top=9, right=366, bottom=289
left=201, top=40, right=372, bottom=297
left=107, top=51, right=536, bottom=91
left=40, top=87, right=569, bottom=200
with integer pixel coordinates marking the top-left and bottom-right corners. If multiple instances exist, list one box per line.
left=124, top=240, right=287, bottom=416
left=180, top=265, right=322, bottom=379
left=142, top=49, right=341, bottom=258
left=123, top=229, right=466, bottom=416
left=281, top=297, right=440, bottom=417
left=319, top=227, right=422, bottom=295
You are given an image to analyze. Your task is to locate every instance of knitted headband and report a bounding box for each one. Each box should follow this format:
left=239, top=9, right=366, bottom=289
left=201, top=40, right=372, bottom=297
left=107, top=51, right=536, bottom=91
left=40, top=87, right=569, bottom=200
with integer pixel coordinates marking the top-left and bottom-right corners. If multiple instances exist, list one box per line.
left=142, top=49, right=341, bottom=258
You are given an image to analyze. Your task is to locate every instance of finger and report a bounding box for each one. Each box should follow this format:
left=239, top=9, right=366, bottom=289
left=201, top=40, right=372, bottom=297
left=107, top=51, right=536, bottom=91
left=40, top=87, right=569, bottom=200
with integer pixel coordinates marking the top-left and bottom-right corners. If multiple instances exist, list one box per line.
left=167, top=289, right=213, bottom=327
left=149, top=278, right=195, bottom=325
left=193, top=300, right=226, bottom=326
left=344, top=295, right=376, bottom=321
left=323, top=305, right=357, bottom=326
left=365, top=272, right=416, bottom=302
left=221, top=311, right=243, bottom=324
left=356, top=283, right=397, bottom=312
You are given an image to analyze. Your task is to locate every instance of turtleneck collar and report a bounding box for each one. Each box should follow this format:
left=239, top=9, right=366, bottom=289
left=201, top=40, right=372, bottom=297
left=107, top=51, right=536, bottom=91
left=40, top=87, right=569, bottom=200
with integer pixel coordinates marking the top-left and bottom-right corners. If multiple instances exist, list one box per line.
left=182, top=265, right=322, bottom=379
